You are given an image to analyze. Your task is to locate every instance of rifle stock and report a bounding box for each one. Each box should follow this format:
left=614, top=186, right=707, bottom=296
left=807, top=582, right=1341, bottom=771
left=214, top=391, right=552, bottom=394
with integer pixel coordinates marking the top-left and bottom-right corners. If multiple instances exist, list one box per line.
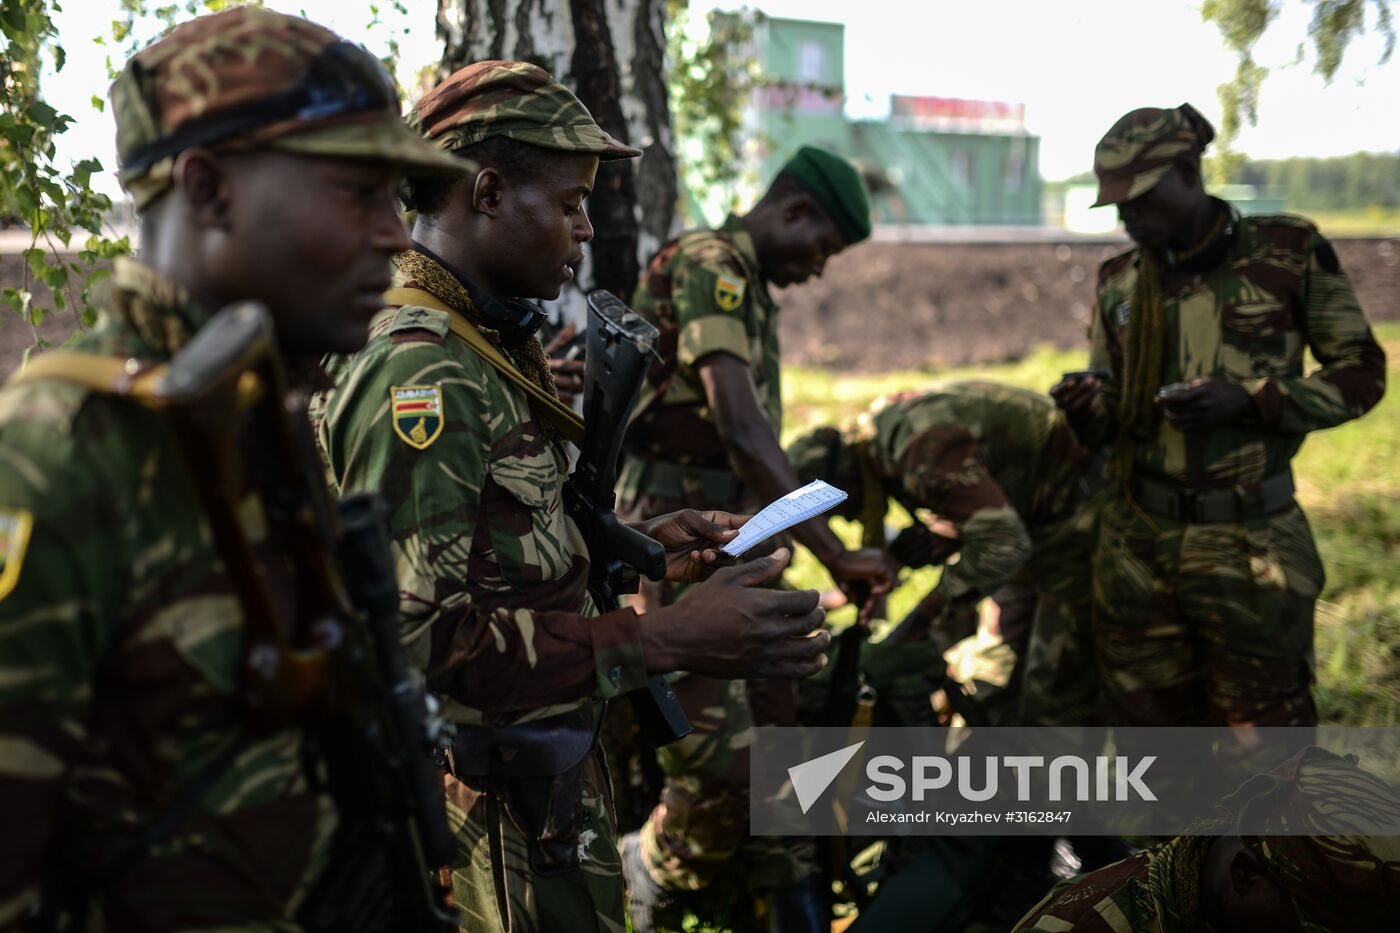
left=564, top=290, right=691, bottom=748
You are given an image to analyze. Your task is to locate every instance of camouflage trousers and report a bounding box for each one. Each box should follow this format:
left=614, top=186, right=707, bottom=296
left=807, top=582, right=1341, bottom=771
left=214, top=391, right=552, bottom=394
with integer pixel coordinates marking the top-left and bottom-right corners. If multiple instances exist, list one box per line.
left=637, top=672, right=816, bottom=893
left=443, top=751, right=626, bottom=933
left=1018, top=503, right=1101, bottom=728
left=1092, top=496, right=1322, bottom=729
left=941, top=503, right=1101, bottom=729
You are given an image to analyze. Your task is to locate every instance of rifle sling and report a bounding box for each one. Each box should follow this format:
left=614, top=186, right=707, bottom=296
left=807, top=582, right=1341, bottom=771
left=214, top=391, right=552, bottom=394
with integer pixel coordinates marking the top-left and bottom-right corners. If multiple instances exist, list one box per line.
left=6, top=353, right=169, bottom=401
left=384, top=286, right=584, bottom=446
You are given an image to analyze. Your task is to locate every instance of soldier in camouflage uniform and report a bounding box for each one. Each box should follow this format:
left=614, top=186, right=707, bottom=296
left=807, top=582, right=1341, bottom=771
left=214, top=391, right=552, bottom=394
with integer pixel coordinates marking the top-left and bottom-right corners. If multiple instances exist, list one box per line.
left=1013, top=745, right=1400, bottom=932
left=786, top=383, right=1106, bottom=728
left=617, top=147, right=887, bottom=931
left=314, top=61, right=830, bottom=933
left=0, top=8, right=466, bottom=928
left=1052, top=105, right=1385, bottom=741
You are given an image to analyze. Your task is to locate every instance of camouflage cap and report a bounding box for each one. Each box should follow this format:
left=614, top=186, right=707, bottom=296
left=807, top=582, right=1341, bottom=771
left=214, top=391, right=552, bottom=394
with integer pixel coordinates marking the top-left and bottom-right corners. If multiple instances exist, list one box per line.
left=1224, top=746, right=1400, bottom=932
left=407, top=60, right=641, bottom=161
left=111, top=7, right=467, bottom=210
left=1091, top=103, right=1215, bottom=207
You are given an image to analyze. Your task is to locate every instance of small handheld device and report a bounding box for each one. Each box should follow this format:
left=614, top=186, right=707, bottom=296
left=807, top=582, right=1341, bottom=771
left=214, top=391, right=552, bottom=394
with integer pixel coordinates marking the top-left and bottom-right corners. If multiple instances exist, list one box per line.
left=1155, top=381, right=1195, bottom=401
left=1060, top=368, right=1111, bottom=381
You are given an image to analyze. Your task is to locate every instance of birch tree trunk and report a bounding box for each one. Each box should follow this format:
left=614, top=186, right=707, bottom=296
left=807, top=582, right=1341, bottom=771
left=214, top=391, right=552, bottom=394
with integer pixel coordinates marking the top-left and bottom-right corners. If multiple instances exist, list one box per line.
left=435, top=0, right=676, bottom=306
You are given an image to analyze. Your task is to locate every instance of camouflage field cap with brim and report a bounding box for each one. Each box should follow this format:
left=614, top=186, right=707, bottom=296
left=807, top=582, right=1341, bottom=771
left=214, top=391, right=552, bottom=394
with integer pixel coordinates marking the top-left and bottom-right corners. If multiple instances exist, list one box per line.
left=1090, top=103, right=1215, bottom=207
left=111, top=7, right=468, bottom=210
left=407, top=60, right=641, bottom=161
left=1223, top=746, right=1400, bottom=932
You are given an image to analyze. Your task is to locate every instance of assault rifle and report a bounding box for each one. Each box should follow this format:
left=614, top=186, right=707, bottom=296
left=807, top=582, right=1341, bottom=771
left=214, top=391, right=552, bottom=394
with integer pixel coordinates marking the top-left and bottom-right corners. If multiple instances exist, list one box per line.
left=158, top=304, right=459, bottom=931
left=564, top=290, right=693, bottom=748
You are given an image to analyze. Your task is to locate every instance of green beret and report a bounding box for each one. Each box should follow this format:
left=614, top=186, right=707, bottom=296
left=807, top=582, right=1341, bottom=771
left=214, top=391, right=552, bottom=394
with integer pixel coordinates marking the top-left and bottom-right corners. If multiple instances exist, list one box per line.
left=780, top=146, right=872, bottom=245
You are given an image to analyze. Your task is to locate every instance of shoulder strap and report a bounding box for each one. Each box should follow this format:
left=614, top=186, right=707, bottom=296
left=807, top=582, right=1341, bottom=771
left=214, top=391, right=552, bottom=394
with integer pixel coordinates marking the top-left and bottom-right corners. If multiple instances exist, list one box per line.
left=5, top=352, right=169, bottom=402
left=384, top=286, right=584, bottom=446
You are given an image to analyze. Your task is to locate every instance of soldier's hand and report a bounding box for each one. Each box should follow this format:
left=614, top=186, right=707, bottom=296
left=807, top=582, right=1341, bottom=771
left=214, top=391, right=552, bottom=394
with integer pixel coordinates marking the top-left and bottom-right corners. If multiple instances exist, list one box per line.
left=632, top=509, right=749, bottom=583
left=1050, top=374, right=1103, bottom=417
left=549, top=358, right=585, bottom=405
left=1155, top=377, right=1256, bottom=430
left=642, top=548, right=830, bottom=679
left=828, top=547, right=899, bottom=597
left=543, top=322, right=585, bottom=404
left=888, top=522, right=960, bottom=568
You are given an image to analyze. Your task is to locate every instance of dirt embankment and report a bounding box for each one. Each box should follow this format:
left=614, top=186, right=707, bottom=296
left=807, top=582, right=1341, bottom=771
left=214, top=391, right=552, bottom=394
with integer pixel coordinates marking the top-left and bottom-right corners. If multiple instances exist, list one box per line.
left=5, top=238, right=1398, bottom=376
left=774, top=238, right=1400, bottom=371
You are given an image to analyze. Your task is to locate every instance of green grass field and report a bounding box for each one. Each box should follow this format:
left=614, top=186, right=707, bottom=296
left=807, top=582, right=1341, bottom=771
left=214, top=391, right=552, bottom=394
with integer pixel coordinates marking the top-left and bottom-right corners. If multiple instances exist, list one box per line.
left=780, top=322, right=1400, bottom=726
left=1305, top=208, right=1400, bottom=238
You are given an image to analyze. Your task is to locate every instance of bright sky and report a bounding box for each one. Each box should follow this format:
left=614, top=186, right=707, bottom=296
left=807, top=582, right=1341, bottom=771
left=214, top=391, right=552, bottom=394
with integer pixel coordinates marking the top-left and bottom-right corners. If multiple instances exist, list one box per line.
left=42, top=0, right=1400, bottom=200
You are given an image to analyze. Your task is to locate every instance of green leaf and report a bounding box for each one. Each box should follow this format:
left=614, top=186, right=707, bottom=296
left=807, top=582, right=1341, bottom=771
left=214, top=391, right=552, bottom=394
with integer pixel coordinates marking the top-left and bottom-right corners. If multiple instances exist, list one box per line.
left=21, top=247, right=46, bottom=278
left=90, top=94, right=105, bottom=112
left=51, top=42, right=65, bottom=72
left=2, top=287, right=25, bottom=314
left=72, top=161, right=94, bottom=189
left=41, top=265, right=69, bottom=290
left=1, top=1, right=26, bottom=34
left=14, top=185, right=37, bottom=218
left=26, top=100, right=59, bottom=129
left=3, top=122, right=35, bottom=147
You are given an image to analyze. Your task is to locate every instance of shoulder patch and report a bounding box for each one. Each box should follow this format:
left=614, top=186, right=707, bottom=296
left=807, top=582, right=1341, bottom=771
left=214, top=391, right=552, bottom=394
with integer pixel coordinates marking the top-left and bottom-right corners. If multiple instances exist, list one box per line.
left=387, top=305, right=451, bottom=339
left=390, top=385, right=444, bottom=450
left=0, top=507, right=34, bottom=602
left=714, top=273, right=747, bottom=312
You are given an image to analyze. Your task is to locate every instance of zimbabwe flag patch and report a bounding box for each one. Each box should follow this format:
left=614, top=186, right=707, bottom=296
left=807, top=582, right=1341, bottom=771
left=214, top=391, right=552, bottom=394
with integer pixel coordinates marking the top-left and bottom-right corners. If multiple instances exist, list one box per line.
left=714, top=273, right=747, bottom=312
left=0, top=507, right=33, bottom=602
left=391, top=385, right=444, bottom=450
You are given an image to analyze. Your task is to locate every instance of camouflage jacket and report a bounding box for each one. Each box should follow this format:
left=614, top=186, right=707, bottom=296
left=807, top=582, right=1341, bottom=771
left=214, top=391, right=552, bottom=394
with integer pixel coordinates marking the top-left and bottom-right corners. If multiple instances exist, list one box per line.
left=1012, top=837, right=1195, bottom=933
left=315, top=254, right=648, bottom=728
left=1088, top=208, right=1385, bottom=487
left=0, top=260, right=335, bottom=930
left=624, top=214, right=782, bottom=474
left=865, top=383, right=1094, bottom=601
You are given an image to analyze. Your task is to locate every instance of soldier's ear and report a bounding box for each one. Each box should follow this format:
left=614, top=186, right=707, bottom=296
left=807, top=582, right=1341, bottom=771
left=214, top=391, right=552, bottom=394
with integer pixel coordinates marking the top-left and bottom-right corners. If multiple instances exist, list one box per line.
left=172, top=147, right=233, bottom=230
left=1175, top=155, right=1202, bottom=190
left=781, top=193, right=817, bottom=226
left=471, top=167, right=505, bottom=217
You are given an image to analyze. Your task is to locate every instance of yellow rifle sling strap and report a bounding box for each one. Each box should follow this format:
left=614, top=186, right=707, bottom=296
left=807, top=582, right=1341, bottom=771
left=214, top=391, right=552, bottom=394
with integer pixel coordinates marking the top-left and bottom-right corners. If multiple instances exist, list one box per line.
left=5, top=352, right=169, bottom=404
left=384, top=286, right=585, bottom=446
